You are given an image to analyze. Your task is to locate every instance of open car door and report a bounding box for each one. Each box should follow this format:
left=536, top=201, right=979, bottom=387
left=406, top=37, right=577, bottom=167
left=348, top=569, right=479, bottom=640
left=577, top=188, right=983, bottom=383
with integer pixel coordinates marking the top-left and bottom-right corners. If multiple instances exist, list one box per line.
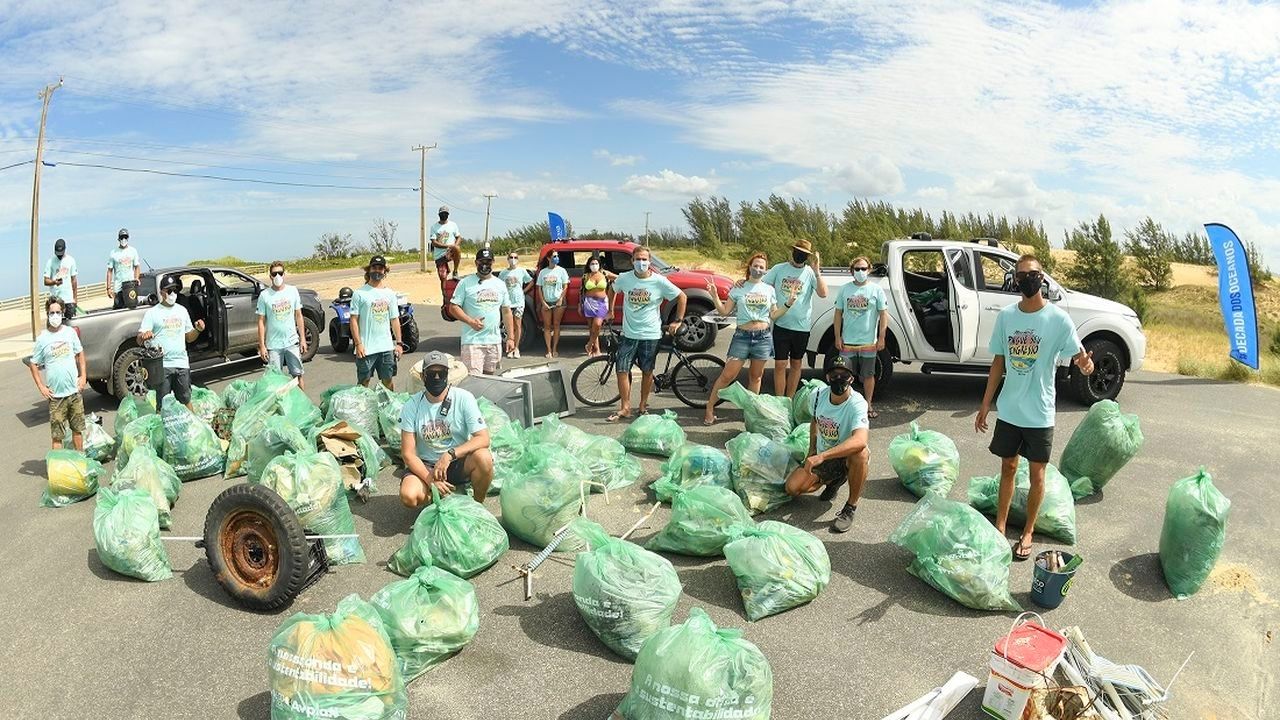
left=947, top=248, right=982, bottom=362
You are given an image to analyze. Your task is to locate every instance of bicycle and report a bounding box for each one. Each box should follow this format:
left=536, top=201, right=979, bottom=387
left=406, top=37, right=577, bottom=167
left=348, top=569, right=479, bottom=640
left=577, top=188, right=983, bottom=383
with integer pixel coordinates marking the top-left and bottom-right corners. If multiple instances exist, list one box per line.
left=571, top=323, right=727, bottom=409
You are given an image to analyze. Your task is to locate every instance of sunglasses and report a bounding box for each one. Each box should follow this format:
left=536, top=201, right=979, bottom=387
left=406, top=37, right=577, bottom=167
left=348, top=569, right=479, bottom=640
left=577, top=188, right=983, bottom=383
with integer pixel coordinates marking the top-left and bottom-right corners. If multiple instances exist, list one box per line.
left=851, top=266, right=870, bottom=272
left=1015, top=271, right=1043, bottom=281
left=424, top=369, right=448, bottom=380
left=508, top=255, right=519, bottom=260
left=270, top=271, right=285, bottom=277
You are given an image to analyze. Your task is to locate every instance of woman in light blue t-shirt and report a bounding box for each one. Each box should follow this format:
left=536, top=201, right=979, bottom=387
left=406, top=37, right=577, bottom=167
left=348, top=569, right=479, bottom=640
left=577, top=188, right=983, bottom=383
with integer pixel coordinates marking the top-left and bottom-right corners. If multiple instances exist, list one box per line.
left=701, top=253, right=798, bottom=425
left=536, top=250, right=570, bottom=358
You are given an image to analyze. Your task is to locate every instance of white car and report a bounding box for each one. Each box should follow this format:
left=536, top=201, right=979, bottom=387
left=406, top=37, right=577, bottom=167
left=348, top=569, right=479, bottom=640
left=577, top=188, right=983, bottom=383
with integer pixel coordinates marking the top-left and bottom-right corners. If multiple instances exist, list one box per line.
left=806, top=235, right=1146, bottom=404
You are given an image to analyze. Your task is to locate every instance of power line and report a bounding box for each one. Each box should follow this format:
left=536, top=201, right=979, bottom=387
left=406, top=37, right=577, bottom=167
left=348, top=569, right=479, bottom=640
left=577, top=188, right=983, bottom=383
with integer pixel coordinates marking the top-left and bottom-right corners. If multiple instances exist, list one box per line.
left=44, top=136, right=410, bottom=175
left=48, top=149, right=409, bottom=182
left=49, top=161, right=413, bottom=191
left=1, top=159, right=34, bottom=172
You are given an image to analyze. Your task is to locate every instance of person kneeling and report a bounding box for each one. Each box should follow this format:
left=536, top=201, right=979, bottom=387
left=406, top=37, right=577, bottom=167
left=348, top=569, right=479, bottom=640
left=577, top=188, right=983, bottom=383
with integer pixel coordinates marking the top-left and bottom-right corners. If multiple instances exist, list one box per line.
left=398, top=351, right=494, bottom=506
left=784, top=355, right=870, bottom=534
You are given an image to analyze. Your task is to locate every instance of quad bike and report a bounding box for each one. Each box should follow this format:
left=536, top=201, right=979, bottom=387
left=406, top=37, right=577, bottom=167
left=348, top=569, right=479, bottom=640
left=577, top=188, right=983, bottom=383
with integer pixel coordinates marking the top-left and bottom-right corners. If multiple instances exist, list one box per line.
left=328, top=286, right=419, bottom=354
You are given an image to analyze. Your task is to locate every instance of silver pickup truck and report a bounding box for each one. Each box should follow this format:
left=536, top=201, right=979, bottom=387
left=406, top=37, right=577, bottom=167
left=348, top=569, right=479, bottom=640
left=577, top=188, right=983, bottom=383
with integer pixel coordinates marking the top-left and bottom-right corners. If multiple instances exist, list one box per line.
left=70, top=266, right=325, bottom=397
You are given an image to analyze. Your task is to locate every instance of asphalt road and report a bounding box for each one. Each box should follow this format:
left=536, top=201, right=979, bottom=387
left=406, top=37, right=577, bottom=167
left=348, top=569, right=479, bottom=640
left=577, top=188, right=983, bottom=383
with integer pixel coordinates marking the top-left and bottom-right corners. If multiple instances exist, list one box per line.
left=1, top=310, right=1276, bottom=720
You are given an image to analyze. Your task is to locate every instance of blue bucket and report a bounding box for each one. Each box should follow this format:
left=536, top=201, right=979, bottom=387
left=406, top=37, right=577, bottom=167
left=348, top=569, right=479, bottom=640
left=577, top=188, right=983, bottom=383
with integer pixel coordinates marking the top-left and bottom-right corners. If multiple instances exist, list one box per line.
left=1030, top=551, right=1077, bottom=609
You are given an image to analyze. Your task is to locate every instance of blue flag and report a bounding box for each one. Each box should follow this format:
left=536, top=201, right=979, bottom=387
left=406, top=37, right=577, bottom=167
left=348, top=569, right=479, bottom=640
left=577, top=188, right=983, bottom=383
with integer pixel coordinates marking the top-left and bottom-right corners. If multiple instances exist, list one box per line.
left=1204, top=223, right=1260, bottom=370
left=547, top=212, right=567, bottom=241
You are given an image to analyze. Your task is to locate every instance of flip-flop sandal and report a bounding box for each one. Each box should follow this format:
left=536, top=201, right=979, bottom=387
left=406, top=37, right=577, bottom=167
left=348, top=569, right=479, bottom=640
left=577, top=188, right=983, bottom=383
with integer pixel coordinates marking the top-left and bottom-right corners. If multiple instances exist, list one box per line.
left=1011, top=539, right=1033, bottom=562
left=607, top=412, right=631, bottom=423
left=703, top=416, right=718, bottom=426
left=867, top=408, right=880, bottom=419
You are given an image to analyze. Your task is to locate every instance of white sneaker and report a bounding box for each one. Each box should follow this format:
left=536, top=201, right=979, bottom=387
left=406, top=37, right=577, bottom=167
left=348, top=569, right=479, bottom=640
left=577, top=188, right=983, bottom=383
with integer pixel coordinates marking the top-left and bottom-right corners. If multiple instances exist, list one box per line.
left=513, top=349, right=521, bottom=359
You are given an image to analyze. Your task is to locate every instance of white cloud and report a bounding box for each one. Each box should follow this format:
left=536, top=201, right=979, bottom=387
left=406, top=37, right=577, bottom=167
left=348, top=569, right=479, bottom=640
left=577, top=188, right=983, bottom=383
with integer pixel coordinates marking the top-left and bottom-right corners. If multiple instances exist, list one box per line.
left=593, top=149, right=643, bottom=166
left=772, top=179, right=809, bottom=197
left=621, top=169, right=720, bottom=199
left=457, top=172, right=608, bottom=205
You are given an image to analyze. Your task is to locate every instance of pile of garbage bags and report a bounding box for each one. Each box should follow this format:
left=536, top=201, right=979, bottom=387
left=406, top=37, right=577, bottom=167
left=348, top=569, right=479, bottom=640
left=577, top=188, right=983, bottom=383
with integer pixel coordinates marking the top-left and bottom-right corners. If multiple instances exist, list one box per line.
left=571, top=518, right=682, bottom=660
left=726, top=431, right=796, bottom=515
left=721, top=382, right=793, bottom=442
left=160, top=397, right=224, bottom=481
left=968, top=459, right=1078, bottom=545
left=117, top=413, right=164, bottom=468
left=499, top=445, right=590, bottom=551
left=1059, top=399, right=1144, bottom=498
left=889, top=493, right=1020, bottom=611
left=723, top=521, right=830, bottom=621
left=535, top=415, right=640, bottom=492
left=114, top=394, right=154, bottom=434
left=41, top=448, right=104, bottom=507
left=888, top=421, right=960, bottom=498
left=646, top=485, right=754, bottom=557
left=246, top=416, right=311, bottom=484
left=388, top=485, right=507, bottom=578
left=92, top=486, right=172, bottom=582
left=222, top=378, right=255, bottom=410
left=1159, top=468, right=1230, bottom=598
left=370, top=566, right=480, bottom=683
left=256, top=451, right=366, bottom=564
left=791, top=378, right=826, bottom=426
left=323, top=385, right=381, bottom=439
left=226, top=376, right=300, bottom=477
left=268, top=594, right=407, bottom=720
left=189, top=385, right=222, bottom=425
left=64, top=413, right=116, bottom=463
left=652, top=444, right=732, bottom=503
left=111, top=446, right=181, bottom=529
left=620, top=410, right=686, bottom=457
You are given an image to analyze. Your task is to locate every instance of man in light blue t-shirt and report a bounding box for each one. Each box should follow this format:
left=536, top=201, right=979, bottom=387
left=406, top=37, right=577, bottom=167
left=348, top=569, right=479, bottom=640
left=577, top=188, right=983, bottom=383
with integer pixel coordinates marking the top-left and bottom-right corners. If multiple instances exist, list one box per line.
left=833, top=255, right=889, bottom=418
left=350, top=255, right=404, bottom=390
left=107, top=228, right=141, bottom=309
left=430, top=206, right=463, bottom=294
left=398, top=351, right=493, bottom=506
left=44, top=239, right=79, bottom=318
left=138, top=274, right=205, bottom=413
left=976, top=254, right=1094, bottom=562
left=28, top=297, right=87, bottom=450
left=256, top=260, right=308, bottom=388
left=608, top=246, right=686, bottom=422
left=784, top=355, right=871, bottom=533
left=450, top=248, right=514, bottom=375
left=762, top=237, right=827, bottom=398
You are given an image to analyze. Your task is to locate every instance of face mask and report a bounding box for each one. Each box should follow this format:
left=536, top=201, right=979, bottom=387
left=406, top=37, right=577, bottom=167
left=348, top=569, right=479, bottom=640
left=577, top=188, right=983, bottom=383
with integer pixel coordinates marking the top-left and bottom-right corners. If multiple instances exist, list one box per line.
left=439, top=214, right=449, bottom=223
left=587, top=263, right=600, bottom=273
left=828, top=375, right=852, bottom=395
left=477, top=262, right=493, bottom=277
left=48, top=313, right=63, bottom=328
left=792, top=250, right=808, bottom=265
left=853, top=269, right=868, bottom=283
left=369, top=271, right=385, bottom=283
left=1017, top=273, right=1043, bottom=298
left=118, top=239, right=128, bottom=248
left=424, top=372, right=448, bottom=396
left=508, top=258, right=518, bottom=268
left=162, top=294, right=176, bottom=306
left=271, top=273, right=285, bottom=287
left=748, top=266, right=766, bottom=279
left=550, top=256, right=560, bottom=266
left=56, top=253, right=64, bottom=260
left=634, top=259, right=650, bottom=274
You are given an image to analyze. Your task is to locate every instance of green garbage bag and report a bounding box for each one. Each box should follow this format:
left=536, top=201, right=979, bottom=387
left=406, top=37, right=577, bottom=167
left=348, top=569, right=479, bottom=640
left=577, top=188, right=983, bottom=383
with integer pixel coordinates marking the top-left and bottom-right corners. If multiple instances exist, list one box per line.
left=720, top=381, right=794, bottom=442
left=1059, top=399, right=1144, bottom=499
left=160, top=397, right=224, bottom=481
left=724, top=520, right=831, bottom=621
left=226, top=381, right=293, bottom=478
left=268, top=594, right=406, bottom=720
left=534, top=415, right=640, bottom=491
left=93, top=486, right=172, bottom=582
left=247, top=416, right=311, bottom=484
left=889, top=493, right=1020, bottom=611
left=117, top=413, right=164, bottom=468
left=645, top=485, right=754, bottom=557
left=476, top=396, right=512, bottom=433
left=370, top=565, right=479, bottom=683
left=727, top=431, right=796, bottom=515
left=257, top=451, right=366, bottom=564
left=499, top=444, right=590, bottom=552
left=653, top=444, right=732, bottom=504
left=1159, top=468, right=1230, bottom=599
left=617, top=607, right=773, bottom=720
left=375, top=387, right=411, bottom=452
left=41, top=448, right=104, bottom=507
left=791, top=378, right=827, bottom=426
left=222, top=378, right=255, bottom=410
left=968, top=459, right=1078, bottom=544
left=782, top=424, right=811, bottom=464
left=324, top=385, right=380, bottom=437
left=190, top=385, right=221, bottom=425
left=280, top=387, right=322, bottom=440
left=388, top=484, right=508, bottom=578
left=489, top=420, right=526, bottom=496
left=111, top=446, right=181, bottom=529
left=252, top=367, right=295, bottom=398
left=66, top=413, right=116, bottom=463
left=571, top=518, right=682, bottom=661
left=115, top=393, right=154, bottom=435
left=320, top=383, right=357, bottom=416
left=889, top=421, right=960, bottom=498
left=620, top=410, right=686, bottom=457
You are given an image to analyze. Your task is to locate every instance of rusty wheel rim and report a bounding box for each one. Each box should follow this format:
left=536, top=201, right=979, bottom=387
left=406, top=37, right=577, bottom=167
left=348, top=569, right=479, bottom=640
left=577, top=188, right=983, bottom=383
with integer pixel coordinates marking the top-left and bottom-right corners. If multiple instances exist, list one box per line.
left=219, top=509, right=280, bottom=590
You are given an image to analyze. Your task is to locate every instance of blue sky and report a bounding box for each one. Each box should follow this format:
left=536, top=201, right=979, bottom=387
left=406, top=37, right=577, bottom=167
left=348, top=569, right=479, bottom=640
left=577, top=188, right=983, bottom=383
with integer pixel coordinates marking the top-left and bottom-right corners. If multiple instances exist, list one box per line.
left=2, top=0, right=1279, bottom=294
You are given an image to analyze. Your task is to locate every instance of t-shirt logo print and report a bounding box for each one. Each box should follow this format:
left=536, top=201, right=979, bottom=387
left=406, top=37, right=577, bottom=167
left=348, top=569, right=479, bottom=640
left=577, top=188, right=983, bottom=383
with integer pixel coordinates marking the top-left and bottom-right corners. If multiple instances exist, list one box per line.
left=781, top=276, right=804, bottom=296
left=419, top=419, right=450, bottom=442
left=162, top=316, right=184, bottom=338
left=627, top=287, right=652, bottom=309
left=816, top=416, right=840, bottom=443
left=48, top=341, right=71, bottom=360
left=271, top=298, right=292, bottom=321
left=476, top=288, right=501, bottom=307
left=370, top=298, right=391, bottom=321
left=1006, top=330, right=1041, bottom=373
left=744, top=292, right=769, bottom=311
left=845, top=294, right=870, bottom=313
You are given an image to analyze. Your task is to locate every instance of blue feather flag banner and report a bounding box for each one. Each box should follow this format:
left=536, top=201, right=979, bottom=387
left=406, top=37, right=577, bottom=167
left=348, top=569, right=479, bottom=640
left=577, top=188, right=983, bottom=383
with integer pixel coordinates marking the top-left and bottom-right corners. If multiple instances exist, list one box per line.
left=547, top=212, right=567, bottom=241
left=1204, top=223, right=1260, bottom=370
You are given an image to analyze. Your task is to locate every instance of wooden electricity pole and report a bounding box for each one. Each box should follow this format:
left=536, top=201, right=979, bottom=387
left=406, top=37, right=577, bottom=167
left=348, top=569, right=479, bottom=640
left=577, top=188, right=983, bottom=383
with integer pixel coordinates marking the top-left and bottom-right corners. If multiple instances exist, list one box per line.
left=30, top=77, right=63, bottom=339
left=482, top=193, right=497, bottom=247
left=411, top=143, right=437, bottom=272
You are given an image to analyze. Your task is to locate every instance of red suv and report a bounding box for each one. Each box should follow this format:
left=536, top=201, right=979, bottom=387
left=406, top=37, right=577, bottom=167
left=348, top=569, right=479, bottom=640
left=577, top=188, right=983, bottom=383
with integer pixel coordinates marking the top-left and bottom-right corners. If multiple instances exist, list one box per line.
left=443, top=239, right=733, bottom=352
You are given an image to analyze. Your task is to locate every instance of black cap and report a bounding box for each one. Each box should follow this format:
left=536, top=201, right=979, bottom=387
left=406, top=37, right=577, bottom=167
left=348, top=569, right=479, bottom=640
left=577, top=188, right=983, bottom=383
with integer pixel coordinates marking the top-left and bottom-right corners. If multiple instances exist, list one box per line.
left=476, top=248, right=495, bottom=262
left=160, top=274, right=181, bottom=291
left=118, top=228, right=129, bottom=239
left=54, top=238, right=66, bottom=252
left=824, top=354, right=853, bottom=375
left=367, top=255, right=387, bottom=269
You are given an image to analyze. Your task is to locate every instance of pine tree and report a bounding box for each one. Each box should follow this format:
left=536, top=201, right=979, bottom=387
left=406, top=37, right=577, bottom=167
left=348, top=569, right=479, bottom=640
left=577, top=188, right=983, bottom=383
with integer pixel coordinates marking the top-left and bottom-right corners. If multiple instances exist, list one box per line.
left=1124, top=217, right=1174, bottom=290
left=1063, top=214, right=1131, bottom=300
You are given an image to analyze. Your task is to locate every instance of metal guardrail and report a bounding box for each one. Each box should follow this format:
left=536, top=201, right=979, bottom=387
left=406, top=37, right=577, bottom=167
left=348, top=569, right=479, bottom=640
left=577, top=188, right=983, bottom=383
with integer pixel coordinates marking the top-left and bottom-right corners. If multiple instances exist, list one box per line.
left=0, top=264, right=270, bottom=312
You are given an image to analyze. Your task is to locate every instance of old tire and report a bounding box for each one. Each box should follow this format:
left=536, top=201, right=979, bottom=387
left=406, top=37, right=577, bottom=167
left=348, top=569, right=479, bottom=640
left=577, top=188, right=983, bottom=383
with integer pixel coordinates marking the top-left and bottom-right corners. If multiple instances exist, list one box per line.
left=1070, top=338, right=1125, bottom=405
left=301, top=317, right=320, bottom=361
left=89, top=379, right=112, bottom=397
left=401, top=317, right=420, bottom=354
left=203, top=483, right=310, bottom=612
left=674, top=301, right=717, bottom=352
left=111, top=345, right=152, bottom=398
left=329, top=319, right=349, bottom=354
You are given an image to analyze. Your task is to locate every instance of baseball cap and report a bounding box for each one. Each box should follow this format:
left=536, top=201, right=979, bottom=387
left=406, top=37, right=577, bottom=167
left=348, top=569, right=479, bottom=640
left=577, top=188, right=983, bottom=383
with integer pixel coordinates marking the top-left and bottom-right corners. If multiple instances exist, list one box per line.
left=476, top=248, right=495, bottom=262
left=160, top=274, right=181, bottom=291
left=824, top=353, right=853, bottom=375
left=366, top=254, right=388, bottom=269
left=54, top=238, right=66, bottom=253
left=422, top=350, right=451, bottom=369
left=438, top=205, right=449, bottom=214
left=118, top=228, right=129, bottom=239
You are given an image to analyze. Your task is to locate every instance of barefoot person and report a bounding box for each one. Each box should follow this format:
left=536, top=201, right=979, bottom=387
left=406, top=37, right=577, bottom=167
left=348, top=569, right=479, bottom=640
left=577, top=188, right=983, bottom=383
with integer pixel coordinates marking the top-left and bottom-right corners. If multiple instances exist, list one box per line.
left=784, top=355, right=871, bottom=533
left=833, top=256, right=888, bottom=418
left=975, top=254, right=1094, bottom=562
left=763, top=238, right=827, bottom=398
left=703, top=253, right=796, bottom=425
left=28, top=298, right=87, bottom=450
left=608, top=245, right=686, bottom=422
left=536, top=250, right=569, bottom=358
left=580, top=255, right=614, bottom=357
left=399, top=351, right=494, bottom=506
left=499, top=250, right=533, bottom=358
left=256, top=260, right=309, bottom=389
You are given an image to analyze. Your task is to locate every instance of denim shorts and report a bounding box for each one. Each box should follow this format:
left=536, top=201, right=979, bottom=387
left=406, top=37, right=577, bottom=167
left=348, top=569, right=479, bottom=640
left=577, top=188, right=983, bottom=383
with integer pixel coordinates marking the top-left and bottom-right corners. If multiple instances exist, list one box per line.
left=616, top=336, right=660, bottom=373
left=727, top=328, right=773, bottom=361
left=356, top=350, right=397, bottom=382
left=268, top=345, right=304, bottom=378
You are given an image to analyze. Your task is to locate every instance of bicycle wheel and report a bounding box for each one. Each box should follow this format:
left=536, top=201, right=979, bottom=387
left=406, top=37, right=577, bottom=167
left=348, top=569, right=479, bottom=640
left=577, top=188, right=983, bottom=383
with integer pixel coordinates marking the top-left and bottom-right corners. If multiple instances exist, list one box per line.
left=671, top=353, right=727, bottom=409
left=571, top=355, right=622, bottom=407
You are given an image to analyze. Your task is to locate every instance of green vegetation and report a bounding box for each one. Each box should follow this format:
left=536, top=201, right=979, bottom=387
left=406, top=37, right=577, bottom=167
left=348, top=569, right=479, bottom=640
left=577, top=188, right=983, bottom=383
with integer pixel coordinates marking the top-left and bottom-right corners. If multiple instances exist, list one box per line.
left=1125, top=217, right=1175, bottom=291
left=189, top=250, right=420, bottom=274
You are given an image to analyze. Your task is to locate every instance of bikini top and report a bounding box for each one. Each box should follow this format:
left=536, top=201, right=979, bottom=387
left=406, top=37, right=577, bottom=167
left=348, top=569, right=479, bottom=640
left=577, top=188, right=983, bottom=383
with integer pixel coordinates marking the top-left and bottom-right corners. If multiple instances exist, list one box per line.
left=583, top=273, right=607, bottom=292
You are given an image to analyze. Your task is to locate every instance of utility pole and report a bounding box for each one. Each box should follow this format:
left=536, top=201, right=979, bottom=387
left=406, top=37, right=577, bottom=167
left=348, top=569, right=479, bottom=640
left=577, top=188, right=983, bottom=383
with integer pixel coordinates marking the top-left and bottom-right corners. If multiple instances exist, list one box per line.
left=644, top=211, right=651, bottom=245
left=482, top=193, right=497, bottom=247
left=411, top=143, right=437, bottom=272
left=30, top=77, right=62, bottom=340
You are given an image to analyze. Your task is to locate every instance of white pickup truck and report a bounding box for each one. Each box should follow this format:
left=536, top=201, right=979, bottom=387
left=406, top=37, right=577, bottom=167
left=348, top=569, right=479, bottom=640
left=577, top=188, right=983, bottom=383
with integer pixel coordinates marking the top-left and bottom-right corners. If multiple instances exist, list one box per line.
left=805, top=235, right=1146, bottom=404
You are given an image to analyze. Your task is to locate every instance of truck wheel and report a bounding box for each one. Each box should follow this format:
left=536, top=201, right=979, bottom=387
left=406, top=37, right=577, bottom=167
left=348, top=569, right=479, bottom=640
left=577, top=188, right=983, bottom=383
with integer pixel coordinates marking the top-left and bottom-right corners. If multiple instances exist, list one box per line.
left=301, top=318, right=320, bottom=361
left=1070, top=338, right=1124, bottom=405
left=112, top=346, right=151, bottom=398
left=203, top=483, right=310, bottom=612
left=519, top=310, right=539, bottom=351
left=401, top=318, right=420, bottom=354
left=328, top=319, right=349, bottom=354
left=674, top=301, right=716, bottom=352
left=89, top=379, right=113, bottom=397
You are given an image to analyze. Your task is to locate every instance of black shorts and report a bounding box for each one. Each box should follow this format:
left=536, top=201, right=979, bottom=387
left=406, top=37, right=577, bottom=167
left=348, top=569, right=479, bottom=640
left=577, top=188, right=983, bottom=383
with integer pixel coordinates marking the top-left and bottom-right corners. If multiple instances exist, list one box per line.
left=772, top=326, right=810, bottom=361
left=988, top=419, right=1054, bottom=463
left=399, top=458, right=469, bottom=488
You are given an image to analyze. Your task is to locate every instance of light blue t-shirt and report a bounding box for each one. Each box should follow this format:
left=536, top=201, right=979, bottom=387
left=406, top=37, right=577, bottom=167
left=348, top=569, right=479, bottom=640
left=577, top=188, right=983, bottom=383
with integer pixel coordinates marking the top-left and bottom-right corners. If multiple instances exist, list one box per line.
left=499, top=267, right=531, bottom=308
left=44, top=255, right=78, bottom=303
left=612, top=271, right=681, bottom=341
left=255, top=285, right=301, bottom=350
left=108, top=246, right=140, bottom=292
left=728, top=281, right=776, bottom=326
left=989, top=303, right=1082, bottom=429
left=763, top=262, right=817, bottom=332
left=32, top=326, right=83, bottom=398
left=398, top=387, right=486, bottom=464
left=140, top=302, right=194, bottom=369
left=811, top=386, right=869, bottom=454
left=836, top=282, right=888, bottom=346
left=537, top=266, right=570, bottom=305
left=429, top=220, right=461, bottom=260
left=451, top=274, right=511, bottom=346
left=351, top=284, right=398, bottom=355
